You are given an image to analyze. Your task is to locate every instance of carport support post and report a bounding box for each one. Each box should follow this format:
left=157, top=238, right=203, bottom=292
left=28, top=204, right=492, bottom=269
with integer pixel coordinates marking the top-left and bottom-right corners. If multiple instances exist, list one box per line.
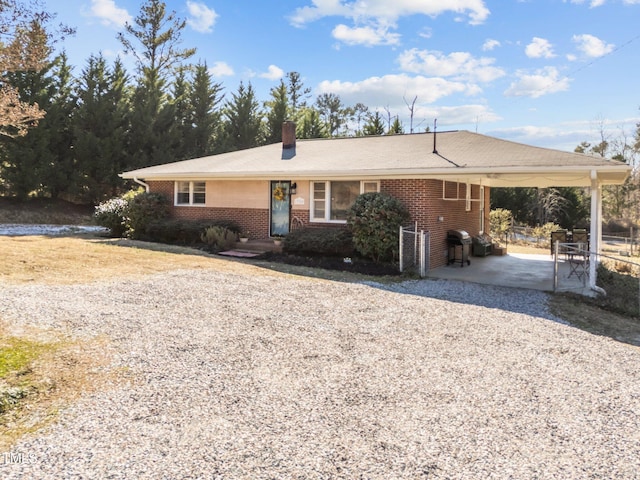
left=589, top=171, right=602, bottom=290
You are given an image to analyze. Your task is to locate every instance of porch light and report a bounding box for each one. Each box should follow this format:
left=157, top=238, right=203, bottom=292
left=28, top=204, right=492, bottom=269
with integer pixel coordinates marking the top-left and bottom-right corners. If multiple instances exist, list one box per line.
left=291, top=182, right=297, bottom=194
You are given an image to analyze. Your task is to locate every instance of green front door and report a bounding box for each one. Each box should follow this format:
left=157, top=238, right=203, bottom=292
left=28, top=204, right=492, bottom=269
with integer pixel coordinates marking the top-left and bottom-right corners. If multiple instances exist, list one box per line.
left=270, top=181, right=290, bottom=236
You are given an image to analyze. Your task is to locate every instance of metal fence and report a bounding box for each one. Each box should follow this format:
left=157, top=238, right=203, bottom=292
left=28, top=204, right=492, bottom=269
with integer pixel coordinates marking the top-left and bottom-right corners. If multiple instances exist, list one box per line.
left=553, top=242, right=640, bottom=316
left=399, top=223, right=430, bottom=277
left=512, top=225, right=638, bottom=256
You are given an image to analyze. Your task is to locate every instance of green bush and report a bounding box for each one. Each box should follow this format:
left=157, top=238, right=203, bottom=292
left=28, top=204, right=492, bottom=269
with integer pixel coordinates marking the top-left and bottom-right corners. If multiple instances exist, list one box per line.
left=283, top=227, right=354, bottom=256
left=125, top=192, right=171, bottom=240
left=145, top=219, right=241, bottom=245
left=201, top=226, right=237, bottom=253
left=531, top=222, right=562, bottom=246
left=489, top=208, right=513, bottom=245
left=347, top=192, right=410, bottom=262
left=596, top=262, right=640, bottom=317
left=93, top=197, right=129, bottom=237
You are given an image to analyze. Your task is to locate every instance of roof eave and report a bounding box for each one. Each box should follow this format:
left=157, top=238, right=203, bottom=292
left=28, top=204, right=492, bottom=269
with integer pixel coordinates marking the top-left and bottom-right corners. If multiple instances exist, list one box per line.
left=121, top=163, right=631, bottom=187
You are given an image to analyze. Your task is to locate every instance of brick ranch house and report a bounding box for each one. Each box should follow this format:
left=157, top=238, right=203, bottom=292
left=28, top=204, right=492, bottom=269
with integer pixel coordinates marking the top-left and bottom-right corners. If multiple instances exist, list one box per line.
left=121, top=121, right=630, bottom=273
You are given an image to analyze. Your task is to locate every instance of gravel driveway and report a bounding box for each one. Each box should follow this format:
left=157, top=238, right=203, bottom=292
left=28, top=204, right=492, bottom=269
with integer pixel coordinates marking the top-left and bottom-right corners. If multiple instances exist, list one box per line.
left=1, top=264, right=639, bottom=479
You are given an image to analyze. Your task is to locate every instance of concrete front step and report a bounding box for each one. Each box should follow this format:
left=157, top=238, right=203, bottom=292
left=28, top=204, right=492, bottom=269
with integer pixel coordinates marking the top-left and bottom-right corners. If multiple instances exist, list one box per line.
left=235, top=238, right=283, bottom=253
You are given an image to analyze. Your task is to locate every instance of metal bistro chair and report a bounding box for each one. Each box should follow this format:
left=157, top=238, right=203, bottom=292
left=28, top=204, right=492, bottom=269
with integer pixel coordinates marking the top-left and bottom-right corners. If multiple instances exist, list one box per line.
left=567, top=229, right=590, bottom=282
left=550, top=230, right=568, bottom=258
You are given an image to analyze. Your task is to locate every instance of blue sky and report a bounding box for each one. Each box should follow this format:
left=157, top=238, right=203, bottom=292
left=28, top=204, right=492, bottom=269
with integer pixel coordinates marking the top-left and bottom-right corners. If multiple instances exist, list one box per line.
left=43, top=0, right=640, bottom=152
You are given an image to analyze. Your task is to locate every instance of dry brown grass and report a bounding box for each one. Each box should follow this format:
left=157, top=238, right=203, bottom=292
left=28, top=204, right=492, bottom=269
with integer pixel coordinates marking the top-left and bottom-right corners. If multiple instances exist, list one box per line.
left=0, top=322, right=120, bottom=450
left=0, top=236, right=244, bottom=285
left=549, top=294, right=640, bottom=347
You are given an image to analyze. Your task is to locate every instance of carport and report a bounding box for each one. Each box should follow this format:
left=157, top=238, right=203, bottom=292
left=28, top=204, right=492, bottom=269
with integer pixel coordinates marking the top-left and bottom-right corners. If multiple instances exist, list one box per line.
left=428, top=252, right=590, bottom=293
left=425, top=148, right=630, bottom=293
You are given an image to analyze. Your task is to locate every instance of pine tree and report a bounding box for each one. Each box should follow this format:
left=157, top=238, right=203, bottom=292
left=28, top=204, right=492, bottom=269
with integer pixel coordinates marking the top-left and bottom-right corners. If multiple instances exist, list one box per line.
left=297, top=107, right=327, bottom=139
left=40, top=52, right=77, bottom=199
left=223, top=81, right=263, bottom=151
left=117, top=0, right=196, bottom=167
left=315, top=93, right=346, bottom=137
left=286, top=71, right=311, bottom=119
left=363, top=111, right=385, bottom=136
left=189, top=63, right=224, bottom=157
left=264, top=79, right=288, bottom=144
left=74, top=54, right=131, bottom=203
left=389, top=116, right=404, bottom=135
left=170, top=67, right=192, bottom=160
left=0, top=55, right=57, bottom=198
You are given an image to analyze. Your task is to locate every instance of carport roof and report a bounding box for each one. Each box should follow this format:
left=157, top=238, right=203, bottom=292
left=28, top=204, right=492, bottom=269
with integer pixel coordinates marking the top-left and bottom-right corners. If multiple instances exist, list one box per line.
left=121, top=130, right=631, bottom=187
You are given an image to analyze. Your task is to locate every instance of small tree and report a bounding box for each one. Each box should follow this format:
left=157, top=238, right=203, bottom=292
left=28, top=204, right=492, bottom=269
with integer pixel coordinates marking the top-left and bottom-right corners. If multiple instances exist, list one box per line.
left=489, top=208, right=513, bottom=246
left=347, top=192, right=410, bottom=262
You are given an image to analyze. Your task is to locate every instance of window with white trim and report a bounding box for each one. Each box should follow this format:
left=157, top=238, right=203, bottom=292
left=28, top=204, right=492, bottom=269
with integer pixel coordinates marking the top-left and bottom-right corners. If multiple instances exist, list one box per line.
left=310, top=180, right=380, bottom=223
left=175, top=181, right=206, bottom=206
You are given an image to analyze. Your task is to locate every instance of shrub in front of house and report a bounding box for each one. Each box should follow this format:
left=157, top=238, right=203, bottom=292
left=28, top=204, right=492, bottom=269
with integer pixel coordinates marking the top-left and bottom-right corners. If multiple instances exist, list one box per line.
left=283, top=227, right=354, bottom=257
left=125, top=192, right=171, bottom=240
left=145, top=219, right=241, bottom=245
left=347, top=192, right=410, bottom=263
left=93, top=197, right=129, bottom=237
left=200, top=226, right=237, bottom=253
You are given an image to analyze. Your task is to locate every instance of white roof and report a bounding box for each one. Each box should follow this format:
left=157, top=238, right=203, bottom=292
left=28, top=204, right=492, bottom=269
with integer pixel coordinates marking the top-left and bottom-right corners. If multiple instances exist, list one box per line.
left=121, top=130, right=631, bottom=187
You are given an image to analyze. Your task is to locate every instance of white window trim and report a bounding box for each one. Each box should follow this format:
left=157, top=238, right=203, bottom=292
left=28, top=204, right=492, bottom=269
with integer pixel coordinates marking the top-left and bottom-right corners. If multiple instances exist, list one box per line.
left=310, top=180, right=380, bottom=223
left=479, top=186, right=485, bottom=234
left=465, top=182, right=472, bottom=212
left=174, top=181, right=206, bottom=207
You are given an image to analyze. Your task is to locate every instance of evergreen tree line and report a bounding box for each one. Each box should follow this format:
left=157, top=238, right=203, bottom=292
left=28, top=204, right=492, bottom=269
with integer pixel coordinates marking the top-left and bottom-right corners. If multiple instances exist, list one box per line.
left=1, top=0, right=638, bottom=227
left=0, top=2, right=407, bottom=204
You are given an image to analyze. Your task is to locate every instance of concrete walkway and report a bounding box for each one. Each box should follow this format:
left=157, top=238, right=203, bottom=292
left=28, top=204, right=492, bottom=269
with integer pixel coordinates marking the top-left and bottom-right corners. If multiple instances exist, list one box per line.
left=428, top=252, right=592, bottom=294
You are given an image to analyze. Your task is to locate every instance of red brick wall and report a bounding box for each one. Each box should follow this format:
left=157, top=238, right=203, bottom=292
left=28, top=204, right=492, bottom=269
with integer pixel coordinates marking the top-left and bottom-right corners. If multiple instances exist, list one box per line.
left=147, top=179, right=490, bottom=269
left=147, top=181, right=270, bottom=236
left=381, top=179, right=489, bottom=269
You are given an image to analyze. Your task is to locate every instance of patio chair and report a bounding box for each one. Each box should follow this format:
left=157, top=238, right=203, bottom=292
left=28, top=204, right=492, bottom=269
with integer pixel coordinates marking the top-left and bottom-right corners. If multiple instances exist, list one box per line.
left=550, top=230, right=568, bottom=257
left=567, top=246, right=589, bottom=282
left=572, top=228, right=589, bottom=251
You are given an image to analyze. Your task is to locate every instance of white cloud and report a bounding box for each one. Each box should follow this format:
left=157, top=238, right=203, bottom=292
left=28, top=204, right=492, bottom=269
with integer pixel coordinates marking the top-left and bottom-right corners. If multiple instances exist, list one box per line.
left=482, top=39, right=501, bottom=51
left=332, top=24, right=401, bottom=46
left=418, top=28, right=433, bottom=39
left=209, top=61, right=234, bottom=77
left=290, top=1, right=489, bottom=47
left=564, top=0, right=606, bottom=6
left=398, top=49, right=505, bottom=83
left=289, top=0, right=491, bottom=28
left=525, top=37, right=556, bottom=58
left=504, top=67, right=571, bottom=98
left=259, top=65, right=285, bottom=80
left=316, top=74, right=500, bottom=131
left=186, top=1, right=218, bottom=33
left=572, top=34, right=615, bottom=57
left=87, top=0, right=132, bottom=28
left=317, top=74, right=476, bottom=107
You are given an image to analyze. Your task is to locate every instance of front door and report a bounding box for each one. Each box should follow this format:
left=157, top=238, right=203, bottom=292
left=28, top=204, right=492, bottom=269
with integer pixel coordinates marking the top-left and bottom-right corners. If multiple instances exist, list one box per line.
left=270, top=181, right=291, bottom=236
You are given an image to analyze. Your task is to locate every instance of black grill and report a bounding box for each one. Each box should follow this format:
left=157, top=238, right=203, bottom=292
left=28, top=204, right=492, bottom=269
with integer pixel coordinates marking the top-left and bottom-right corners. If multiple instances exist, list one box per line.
left=447, top=229, right=471, bottom=267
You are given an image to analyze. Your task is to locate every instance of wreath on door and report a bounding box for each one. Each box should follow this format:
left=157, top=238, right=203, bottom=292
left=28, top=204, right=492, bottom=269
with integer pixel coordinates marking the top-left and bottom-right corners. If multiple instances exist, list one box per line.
left=273, top=185, right=286, bottom=202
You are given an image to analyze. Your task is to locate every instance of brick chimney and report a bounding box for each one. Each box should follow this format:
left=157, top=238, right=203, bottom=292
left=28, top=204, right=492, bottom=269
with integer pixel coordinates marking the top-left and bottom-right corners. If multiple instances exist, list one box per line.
left=281, top=121, right=296, bottom=159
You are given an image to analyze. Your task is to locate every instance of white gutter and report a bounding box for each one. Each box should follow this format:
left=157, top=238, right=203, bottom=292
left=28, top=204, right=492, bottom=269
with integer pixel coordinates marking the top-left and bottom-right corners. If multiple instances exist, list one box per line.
left=133, top=177, right=150, bottom=193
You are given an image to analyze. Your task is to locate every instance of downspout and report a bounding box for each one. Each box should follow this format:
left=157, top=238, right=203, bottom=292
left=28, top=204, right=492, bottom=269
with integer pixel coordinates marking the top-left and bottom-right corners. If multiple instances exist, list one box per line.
left=133, top=177, right=150, bottom=193
left=589, top=170, right=606, bottom=296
